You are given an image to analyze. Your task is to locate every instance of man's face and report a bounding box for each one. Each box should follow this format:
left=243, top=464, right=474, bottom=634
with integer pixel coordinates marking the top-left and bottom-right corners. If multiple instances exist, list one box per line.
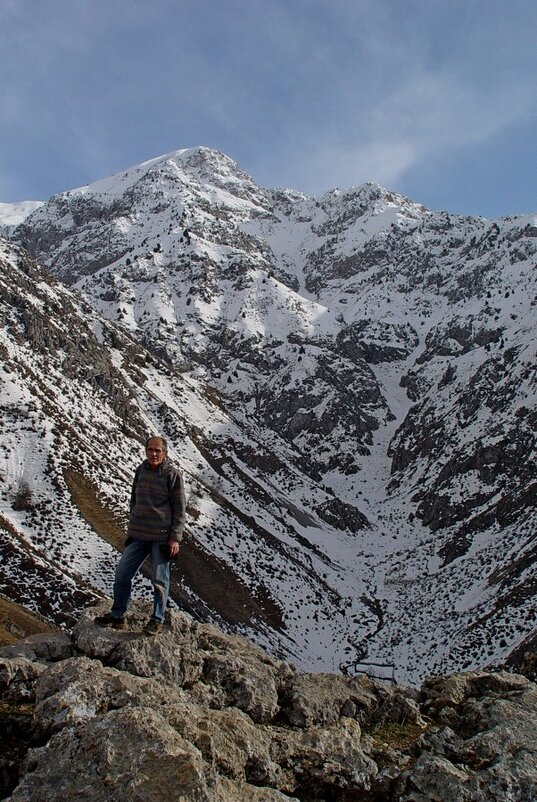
left=146, top=438, right=166, bottom=469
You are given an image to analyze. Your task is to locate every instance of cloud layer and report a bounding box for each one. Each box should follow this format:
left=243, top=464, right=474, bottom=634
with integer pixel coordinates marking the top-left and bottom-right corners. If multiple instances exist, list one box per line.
left=1, top=0, right=535, bottom=216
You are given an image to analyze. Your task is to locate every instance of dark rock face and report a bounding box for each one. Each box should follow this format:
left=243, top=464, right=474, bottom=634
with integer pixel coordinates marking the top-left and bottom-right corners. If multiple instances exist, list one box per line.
left=0, top=605, right=536, bottom=802
left=337, top=319, right=419, bottom=365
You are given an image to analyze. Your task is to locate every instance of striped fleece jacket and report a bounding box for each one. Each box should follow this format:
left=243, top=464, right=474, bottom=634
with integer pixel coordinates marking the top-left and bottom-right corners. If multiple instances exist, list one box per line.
left=127, top=458, right=186, bottom=543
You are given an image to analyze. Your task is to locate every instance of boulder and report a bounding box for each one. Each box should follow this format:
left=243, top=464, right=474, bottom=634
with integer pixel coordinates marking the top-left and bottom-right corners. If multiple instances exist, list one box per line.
left=11, top=706, right=215, bottom=802
left=0, top=658, right=47, bottom=703
left=0, top=633, right=73, bottom=664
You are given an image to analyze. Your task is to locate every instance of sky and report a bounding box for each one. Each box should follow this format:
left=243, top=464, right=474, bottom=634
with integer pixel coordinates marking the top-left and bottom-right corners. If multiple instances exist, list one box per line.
left=1, top=0, right=535, bottom=218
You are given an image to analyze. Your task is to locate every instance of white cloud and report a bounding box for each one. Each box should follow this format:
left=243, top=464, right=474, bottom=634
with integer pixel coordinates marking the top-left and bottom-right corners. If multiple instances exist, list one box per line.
left=269, top=56, right=536, bottom=195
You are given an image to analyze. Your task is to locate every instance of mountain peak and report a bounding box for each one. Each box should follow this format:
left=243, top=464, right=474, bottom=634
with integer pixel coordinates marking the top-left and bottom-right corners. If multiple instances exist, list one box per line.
left=2, top=146, right=536, bottom=688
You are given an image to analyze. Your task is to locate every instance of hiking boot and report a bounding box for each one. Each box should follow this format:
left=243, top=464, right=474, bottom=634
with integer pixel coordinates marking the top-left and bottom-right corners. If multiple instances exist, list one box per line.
left=143, top=618, right=163, bottom=636
left=94, top=612, right=126, bottom=630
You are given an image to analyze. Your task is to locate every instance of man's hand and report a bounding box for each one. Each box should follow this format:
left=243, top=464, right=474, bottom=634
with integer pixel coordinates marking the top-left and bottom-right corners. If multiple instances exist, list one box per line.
left=168, top=540, right=180, bottom=558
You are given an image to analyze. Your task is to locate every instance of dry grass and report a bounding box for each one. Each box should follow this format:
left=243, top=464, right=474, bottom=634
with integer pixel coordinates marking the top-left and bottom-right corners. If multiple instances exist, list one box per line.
left=170, top=535, right=284, bottom=629
left=370, top=720, right=427, bottom=750
left=63, top=468, right=126, bottom=550
left=0, top=596, right=55, bottom=647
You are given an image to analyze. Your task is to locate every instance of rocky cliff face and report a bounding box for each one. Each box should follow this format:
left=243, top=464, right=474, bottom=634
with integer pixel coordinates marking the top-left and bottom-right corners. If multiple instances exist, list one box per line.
left=1, top=604, right=536, bottom=801
left=1, top=146, right=536, bottom=685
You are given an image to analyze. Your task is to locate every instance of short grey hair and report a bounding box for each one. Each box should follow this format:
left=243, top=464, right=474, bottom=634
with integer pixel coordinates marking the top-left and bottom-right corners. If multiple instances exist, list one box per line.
left=145, top=435, right=168, bottom=455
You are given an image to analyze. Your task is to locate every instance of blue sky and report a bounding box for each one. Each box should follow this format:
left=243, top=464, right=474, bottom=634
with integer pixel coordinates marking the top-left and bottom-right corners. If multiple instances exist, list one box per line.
left=1, top=0, right=535, bottom=217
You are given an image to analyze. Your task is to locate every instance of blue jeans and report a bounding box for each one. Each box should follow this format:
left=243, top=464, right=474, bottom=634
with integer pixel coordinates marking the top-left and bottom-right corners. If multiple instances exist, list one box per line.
left=111, top=539, right=170, bottom=623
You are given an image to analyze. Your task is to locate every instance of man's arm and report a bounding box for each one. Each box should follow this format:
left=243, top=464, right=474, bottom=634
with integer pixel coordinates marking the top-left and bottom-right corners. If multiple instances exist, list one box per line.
left=129, top=466, right=141, bottom=512
left=168, top=469, right=186, bottom=548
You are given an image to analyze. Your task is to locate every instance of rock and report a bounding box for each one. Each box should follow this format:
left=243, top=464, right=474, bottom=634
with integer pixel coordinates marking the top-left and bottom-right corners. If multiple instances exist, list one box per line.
left=76, top=603, right=294, bottom=724
left=519, top=651, right=537, bottom=681
left=280, top=671, right=376, bottom=727
left=0, top=633, right=74, bottom=664
left=421, top=669, right=530, bottom=714
left=272, top=717, right=378, bottom=797
left=398, top=671, right=537, bottom=801
left=400, top=753, right=476, bottom=802
left=195, top=621, right=294, bottom=723
left=32, top=656, right=194, bottom=735
left=11, top=706, right=214, bottom=802
left=74, top=602, right=204, bottom=686
left=216, top=779, right=297, bottom=801
left=0, top=658, right=47, bottom=703
left=1, top=605, right=536, bottom=801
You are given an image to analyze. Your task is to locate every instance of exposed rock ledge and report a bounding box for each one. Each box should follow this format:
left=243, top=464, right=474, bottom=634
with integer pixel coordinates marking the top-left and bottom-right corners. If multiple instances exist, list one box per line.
left=1, top=602, right=536, bottom=801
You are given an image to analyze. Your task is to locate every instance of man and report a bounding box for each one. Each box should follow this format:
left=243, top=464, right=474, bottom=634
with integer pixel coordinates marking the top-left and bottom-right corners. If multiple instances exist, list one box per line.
left=95, top=435, right=186, bottom=635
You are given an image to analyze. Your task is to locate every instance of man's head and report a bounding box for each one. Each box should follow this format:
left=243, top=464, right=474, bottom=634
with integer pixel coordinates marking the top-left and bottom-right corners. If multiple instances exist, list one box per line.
left=145, top=436, right=167, bottom=469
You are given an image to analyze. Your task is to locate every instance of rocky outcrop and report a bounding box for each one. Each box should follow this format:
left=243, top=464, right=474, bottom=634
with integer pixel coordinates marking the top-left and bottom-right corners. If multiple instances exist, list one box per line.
left=1, top=603, right=536, bottom=801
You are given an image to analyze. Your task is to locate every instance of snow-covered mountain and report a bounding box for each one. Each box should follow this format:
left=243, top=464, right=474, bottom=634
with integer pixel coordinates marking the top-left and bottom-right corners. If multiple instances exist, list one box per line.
left=2, top=146, right=536, bottom=685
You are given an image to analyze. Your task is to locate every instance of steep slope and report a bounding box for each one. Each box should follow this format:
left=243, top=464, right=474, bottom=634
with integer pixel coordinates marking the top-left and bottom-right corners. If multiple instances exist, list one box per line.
left=6, top=146, right=537, bottom=684
left=0, top=238, right=380, bottom=673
